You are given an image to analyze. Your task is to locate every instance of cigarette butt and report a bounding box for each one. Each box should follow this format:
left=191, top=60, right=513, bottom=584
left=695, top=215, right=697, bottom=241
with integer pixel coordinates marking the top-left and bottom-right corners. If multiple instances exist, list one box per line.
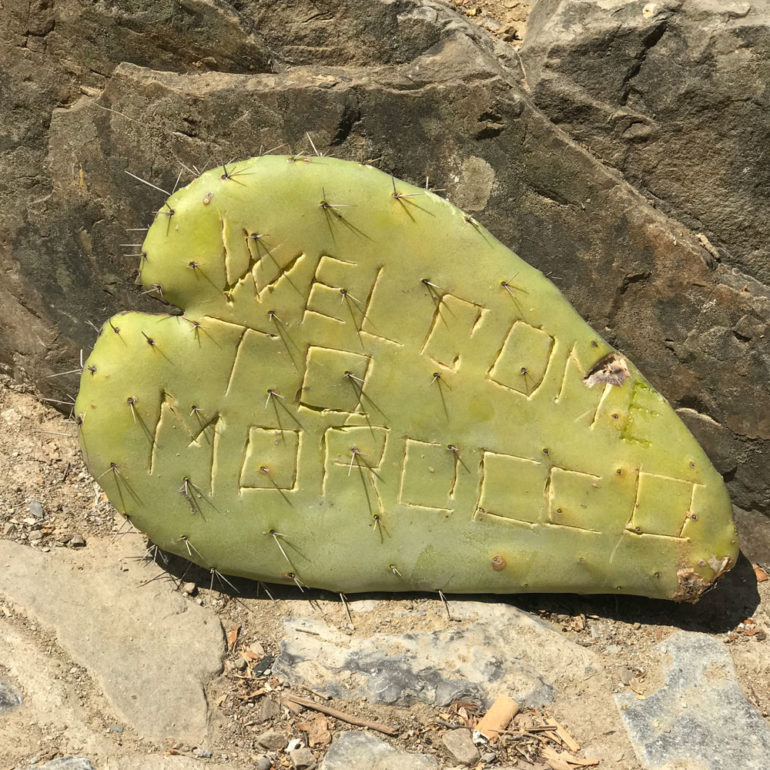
left=475, top=695, right=520, bottom=742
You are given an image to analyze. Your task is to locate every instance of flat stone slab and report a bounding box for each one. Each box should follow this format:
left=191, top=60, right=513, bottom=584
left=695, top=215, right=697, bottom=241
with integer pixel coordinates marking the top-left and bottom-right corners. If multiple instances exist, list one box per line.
left=320, top=731, right=438, bottom=770
left=616, top=630, right=770, bottom=770
left=275, top=600, right=597, bottom=707
left=0, top=539, right=224, bottom=743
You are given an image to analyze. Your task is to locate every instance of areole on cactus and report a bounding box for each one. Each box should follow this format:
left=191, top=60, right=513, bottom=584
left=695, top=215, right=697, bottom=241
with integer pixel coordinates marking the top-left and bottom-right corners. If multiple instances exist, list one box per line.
left=74, top=155, right=738, bottom=601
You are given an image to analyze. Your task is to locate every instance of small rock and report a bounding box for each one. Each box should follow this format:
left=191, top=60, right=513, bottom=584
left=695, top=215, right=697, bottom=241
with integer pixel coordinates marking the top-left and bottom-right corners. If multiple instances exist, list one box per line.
left=249, top=641, right=266, bottom=657
left=290, top=747, right=317, bottom=769
left=257, top=695, right=281, bottom=723
left=287, top=738, right=305, bottom=751
left=254, top=758, right=272, bottom=770
left=234, top=655, right=248, bottom=671
left=192, top=747, right=213, bottom=758
left=321, top=732, right=438, bottom=769
left=69, top=534, right=86, bottom=548
left=181, top=582, right=197, bottom=595
left=29, top=500, right=45, bottom=518
left=108, top=724, right=124, bottom=733
left=442, top=728, right=479, bottom=766
left=28, top=530, right=44, bottom=541
left=0, top=678, right=22, bottom=713
left=253, top=654, right=275, bottom=677
left=257, top=729, right=288, bottom=751
left=619, top=667, right=635, bottom=685
left=481, top=751, right=497, bottom=763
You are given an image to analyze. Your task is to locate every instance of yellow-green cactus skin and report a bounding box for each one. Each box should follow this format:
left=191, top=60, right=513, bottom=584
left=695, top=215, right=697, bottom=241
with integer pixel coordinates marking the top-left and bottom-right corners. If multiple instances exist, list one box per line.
left=75, top=156, right=738, bottom=601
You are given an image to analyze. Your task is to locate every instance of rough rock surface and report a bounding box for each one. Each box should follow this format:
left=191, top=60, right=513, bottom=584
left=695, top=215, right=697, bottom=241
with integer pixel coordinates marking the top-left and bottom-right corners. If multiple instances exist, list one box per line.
left=274, top=601, right=596, bottom=707
left=0, top=0, right=767, bottom=537
left=40, top=760, right=96, bottom=770
left=0, top=539, right=224, bottom=744
left=0, top=676, right=22, bottom=714
left=522, top=0, right=769, bottom=286
left=616, top=630, right=770, bottom=769
left=320, top=731, right=439, bottom=770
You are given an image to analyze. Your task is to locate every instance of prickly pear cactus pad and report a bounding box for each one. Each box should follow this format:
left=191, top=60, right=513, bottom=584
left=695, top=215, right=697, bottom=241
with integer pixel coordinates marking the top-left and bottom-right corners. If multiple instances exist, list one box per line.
left=75, top=156, right=738, bottom=601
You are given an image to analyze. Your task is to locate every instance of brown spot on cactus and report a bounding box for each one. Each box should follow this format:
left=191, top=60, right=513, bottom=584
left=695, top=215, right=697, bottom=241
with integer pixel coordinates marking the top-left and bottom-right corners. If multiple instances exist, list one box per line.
left=75, top=156, right=737, bottom=600
left=491, top=555, right=506, bottom=571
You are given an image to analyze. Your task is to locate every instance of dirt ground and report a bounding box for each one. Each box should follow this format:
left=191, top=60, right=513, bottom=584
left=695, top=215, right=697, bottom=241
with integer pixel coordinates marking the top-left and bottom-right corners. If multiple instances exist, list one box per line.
left=0, top=372, right=768, bottom=769
left=443, top=0, right=532, bottom=43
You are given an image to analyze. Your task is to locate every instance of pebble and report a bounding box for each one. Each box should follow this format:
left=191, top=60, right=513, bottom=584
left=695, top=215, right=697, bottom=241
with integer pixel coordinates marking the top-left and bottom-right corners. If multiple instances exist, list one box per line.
left=253, top=655, right=274, bottom=677
left=253, top=758, right=272, bottom=770
left=193, top=748, right=213, bottom=758
left=181, top=582, right=197, bottom=595
left=442, top=728, right=479, bottom=766
left=0, top=677, right=22, bottom=713
left=257, top=695, right=281, bottom=723
left=234, top=655, right=248, bottom=671
left=257, top=729, right=288, bottom=751
left=28, top=500, right=45, bottom=518
left=108, top=724, right=124, bottom=733
left=69, top=534, right=86, bottom=548
left=40, top=759, right=96, bottom=770
left=290, top=746, right=317, bottom=769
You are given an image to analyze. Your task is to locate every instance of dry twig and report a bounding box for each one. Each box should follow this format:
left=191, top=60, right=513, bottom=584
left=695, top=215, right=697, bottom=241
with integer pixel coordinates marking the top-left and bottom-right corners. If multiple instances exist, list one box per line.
left=282, top=693, right=398, bottom=737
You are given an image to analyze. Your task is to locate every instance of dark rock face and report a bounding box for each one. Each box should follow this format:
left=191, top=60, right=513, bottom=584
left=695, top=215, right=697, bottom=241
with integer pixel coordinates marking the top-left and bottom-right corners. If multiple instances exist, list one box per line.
left=522, top=0, right=770, bottom=284
left=1, top=1, right=767, bottom=541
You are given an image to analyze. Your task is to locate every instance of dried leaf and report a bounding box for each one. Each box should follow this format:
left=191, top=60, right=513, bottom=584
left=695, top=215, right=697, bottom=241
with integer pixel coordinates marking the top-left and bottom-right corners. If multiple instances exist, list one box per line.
left=753, top=564, right=768, bottom=582
left=296, top=713, right=332, bottom=747
left=226, top=624, right=241, bottom=651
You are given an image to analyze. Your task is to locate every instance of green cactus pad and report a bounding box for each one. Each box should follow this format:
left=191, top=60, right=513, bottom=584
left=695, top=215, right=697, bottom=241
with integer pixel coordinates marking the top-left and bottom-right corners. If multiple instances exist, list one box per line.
left=75, top=156, right=738, bottom=601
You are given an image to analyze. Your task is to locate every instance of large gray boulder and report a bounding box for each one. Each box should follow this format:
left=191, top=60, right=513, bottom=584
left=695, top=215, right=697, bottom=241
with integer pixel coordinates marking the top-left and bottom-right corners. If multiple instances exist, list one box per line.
left=1, top=1, right=767, bottom=544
